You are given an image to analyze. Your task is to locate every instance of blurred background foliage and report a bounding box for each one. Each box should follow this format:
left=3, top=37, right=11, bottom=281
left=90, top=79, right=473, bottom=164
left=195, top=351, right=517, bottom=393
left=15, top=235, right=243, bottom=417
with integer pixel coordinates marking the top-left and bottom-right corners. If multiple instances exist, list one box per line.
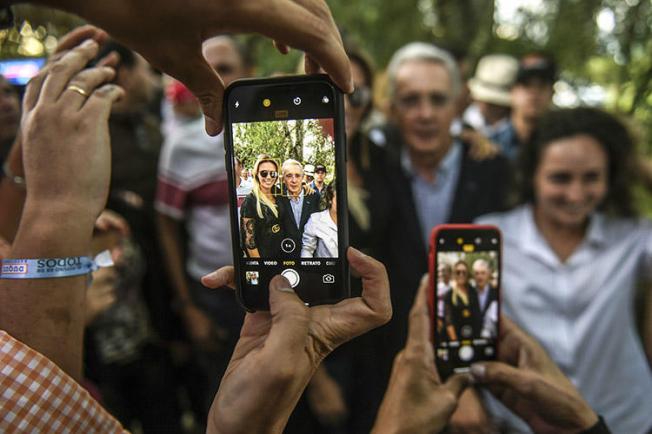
left=2, top=1, right=652, bottom=150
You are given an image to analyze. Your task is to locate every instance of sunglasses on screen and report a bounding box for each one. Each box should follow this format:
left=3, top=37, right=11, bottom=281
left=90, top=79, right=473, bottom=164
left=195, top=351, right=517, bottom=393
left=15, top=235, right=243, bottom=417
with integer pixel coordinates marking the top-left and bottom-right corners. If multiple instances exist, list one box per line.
left=259, top=170, right=278, bottom=179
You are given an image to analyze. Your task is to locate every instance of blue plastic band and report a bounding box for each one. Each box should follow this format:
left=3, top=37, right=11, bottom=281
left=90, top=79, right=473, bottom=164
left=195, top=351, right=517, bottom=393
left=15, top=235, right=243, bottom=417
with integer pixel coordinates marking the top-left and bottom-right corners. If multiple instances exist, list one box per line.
left=0, top=252, right=113, bottom=279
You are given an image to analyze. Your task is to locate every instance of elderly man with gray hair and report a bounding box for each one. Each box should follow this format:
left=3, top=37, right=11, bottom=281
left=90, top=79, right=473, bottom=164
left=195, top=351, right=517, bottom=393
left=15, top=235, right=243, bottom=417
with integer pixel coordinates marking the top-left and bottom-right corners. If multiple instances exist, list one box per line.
left=360, top=41, right=512, bottom=432
left=278, top=159, right=319, bottom=257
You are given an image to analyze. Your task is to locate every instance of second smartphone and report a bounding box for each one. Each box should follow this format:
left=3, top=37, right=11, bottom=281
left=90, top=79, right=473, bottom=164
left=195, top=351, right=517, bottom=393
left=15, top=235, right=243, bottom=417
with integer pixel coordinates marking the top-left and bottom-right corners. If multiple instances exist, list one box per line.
left=223, top=75, right=349, bottom=311
left=428, top=224, right=501, bottom=379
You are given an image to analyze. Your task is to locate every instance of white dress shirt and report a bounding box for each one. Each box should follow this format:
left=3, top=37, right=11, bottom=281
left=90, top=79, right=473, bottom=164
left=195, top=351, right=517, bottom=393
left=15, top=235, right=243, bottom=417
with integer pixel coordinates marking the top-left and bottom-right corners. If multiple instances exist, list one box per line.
left=477, top=205, right=652, bottom=434
left=301, top=210, right=338, bottom=258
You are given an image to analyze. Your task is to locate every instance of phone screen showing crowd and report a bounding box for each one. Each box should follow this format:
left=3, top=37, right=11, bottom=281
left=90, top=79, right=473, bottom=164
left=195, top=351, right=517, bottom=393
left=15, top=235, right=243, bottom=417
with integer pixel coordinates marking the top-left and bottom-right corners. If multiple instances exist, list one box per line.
left=434, top=230, right=500, bottom=378
left=229, top=109, right=346, bottom=308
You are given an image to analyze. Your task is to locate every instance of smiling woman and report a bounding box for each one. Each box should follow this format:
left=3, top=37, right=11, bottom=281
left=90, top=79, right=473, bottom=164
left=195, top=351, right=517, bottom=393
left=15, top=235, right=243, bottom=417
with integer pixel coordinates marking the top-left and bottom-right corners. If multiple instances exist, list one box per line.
left=476, top=107, right=652, bottom=434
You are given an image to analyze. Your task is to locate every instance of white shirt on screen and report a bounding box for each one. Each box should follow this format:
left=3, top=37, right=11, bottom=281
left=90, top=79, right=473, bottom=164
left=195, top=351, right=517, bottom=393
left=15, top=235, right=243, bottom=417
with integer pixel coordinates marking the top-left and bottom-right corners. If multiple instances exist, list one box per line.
left=476, top=205, right=652, bottom=434
left=301, top=210, right=338, bottom=258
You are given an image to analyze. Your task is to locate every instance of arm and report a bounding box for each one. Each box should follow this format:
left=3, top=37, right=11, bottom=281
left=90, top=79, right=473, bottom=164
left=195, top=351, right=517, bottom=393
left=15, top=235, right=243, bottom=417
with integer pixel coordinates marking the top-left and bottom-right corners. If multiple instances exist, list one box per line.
left=300, top=218, right=318, bottom=257
left=18, top=0, right=353, bottom=135
left=201, top=248, right=391, bottom=433
left=372, top=276, right=469, bottom=434
left=306, top=365, right=347, bottom=426
left=0, top=35, right=122, bottom=379
left=242, top=217, right=261, bottom=258
left=157, top=212, right=217, bottom=349
left=471, top=316, right=600, bottom=434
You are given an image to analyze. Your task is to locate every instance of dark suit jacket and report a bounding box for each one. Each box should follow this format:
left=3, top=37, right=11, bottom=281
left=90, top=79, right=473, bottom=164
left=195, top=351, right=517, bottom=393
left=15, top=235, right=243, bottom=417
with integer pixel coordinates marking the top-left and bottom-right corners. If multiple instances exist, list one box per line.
left=372, top=134, right=512, bottom=386
left=279, top=192, right=320, bottom=257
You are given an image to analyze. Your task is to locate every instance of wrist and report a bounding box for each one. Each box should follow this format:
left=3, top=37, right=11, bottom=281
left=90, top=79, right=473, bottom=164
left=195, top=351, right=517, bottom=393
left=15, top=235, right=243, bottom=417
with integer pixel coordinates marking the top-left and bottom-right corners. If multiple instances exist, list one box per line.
left=14, top=206, right=95, bottom=256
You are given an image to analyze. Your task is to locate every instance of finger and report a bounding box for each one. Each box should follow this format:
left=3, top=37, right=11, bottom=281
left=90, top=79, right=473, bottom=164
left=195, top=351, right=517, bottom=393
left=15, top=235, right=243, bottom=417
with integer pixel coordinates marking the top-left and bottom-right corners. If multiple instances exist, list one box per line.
left=250, top=0, right=353, bottom=92
left=23, top=66, right=49, bottom=112
left=54, top=25, right=108, bottom=54
left=62, top=66, right=116, bottom=110
left=96, top=51, right=120, bottom=68
left=471, top=362, right=533, bottom=397
left=304, top=54, right=321, bottom=75
left=405, top=274, right=430, bottom=351
left=444, top=373, right=472, bottom=399
left=347, top=248, right=392, bottom=325
left=41, top=39, right=100, bottom=102
left=95, top=210, right=130, bottom=236
left=201, top=266, right=236, bottom=289
left=265, top=275, right=310, bottom=355
left=82, top=83, right=125, bottom=120
left=161, top=51, right=225, bottom=136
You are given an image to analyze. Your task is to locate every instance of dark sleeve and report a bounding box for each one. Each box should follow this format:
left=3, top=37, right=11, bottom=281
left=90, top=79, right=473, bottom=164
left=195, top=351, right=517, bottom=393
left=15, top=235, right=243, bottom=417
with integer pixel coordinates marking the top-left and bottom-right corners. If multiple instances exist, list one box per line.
left=241, top=194, right=257, bottom=218
left=492, top=155, right=513, bottom=212
left=443, top=292, right=454, bottom=326
left=580, top=417, right=611, bottom=434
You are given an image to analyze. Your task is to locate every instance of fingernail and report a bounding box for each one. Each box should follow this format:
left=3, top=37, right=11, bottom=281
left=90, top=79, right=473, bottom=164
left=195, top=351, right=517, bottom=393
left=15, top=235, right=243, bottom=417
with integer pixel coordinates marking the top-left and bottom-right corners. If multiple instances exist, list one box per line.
left=203, top=271, right=219, bottom=281
left=470, top=363, right=486, bottom=380
left=348, top=78, right=355, bottom=93
left=349, top=247, right=367, bottom=259
left=271, top=276, right=294, bottom=293
left=82, top=39, right=98, bottom=48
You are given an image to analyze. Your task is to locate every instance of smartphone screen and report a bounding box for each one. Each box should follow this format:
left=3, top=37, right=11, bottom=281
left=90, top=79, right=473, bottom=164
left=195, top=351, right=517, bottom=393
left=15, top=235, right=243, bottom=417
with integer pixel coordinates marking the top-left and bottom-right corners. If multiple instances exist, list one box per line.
left=430, top=225, right=501, bottom=379
left=224, top=75, right=349, bottom=311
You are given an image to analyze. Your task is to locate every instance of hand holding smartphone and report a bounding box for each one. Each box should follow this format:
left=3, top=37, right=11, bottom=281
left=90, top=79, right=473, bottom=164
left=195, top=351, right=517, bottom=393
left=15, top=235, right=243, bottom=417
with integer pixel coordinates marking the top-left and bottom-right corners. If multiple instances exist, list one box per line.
left=223, top=75, right=350, bottom=311
left=429, top=225, right=501, bottom=379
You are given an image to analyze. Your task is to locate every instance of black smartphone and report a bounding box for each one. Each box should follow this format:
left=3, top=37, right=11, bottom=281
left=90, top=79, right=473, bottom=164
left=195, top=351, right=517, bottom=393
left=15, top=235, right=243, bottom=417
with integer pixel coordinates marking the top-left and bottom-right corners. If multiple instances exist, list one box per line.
left=428, top=224, right=501, bottom=379
left=223, top=74, right=350, bottom=311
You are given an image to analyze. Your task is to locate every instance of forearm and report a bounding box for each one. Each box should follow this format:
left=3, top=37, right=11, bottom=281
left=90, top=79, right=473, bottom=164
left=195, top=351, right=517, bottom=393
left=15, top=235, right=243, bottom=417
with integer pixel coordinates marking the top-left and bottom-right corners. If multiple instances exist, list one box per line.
left=156, top=213, right=190, bottom=300
left=207, top=361, right=317, bottom=434
left=0, top=204, right=95, bottom=380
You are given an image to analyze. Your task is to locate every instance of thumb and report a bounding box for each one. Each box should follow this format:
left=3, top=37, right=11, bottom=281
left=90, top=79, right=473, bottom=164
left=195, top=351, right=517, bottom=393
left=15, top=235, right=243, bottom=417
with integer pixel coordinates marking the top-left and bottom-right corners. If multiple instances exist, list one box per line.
left=443, top=373, right=471, bottom=399
left=471, top=362, right=532, bottom=397
left=266, top=275, right=310, bottom=355
left=173, top=54, right=225, bottom=136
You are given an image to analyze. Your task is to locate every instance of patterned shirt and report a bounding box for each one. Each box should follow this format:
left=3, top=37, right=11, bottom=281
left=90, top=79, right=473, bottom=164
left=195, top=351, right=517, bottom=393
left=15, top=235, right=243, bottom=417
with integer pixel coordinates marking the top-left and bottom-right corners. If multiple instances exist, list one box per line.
left=0, top=331, right=126, bottom=433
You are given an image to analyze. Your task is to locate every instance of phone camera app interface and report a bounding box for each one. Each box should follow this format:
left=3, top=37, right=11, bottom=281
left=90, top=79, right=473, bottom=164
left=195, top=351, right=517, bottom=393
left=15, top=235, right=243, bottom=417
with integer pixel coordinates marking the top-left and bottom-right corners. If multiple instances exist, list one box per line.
left=435, top=233, right=499, bottom=377
left=232, top=117, right=341, bottom=305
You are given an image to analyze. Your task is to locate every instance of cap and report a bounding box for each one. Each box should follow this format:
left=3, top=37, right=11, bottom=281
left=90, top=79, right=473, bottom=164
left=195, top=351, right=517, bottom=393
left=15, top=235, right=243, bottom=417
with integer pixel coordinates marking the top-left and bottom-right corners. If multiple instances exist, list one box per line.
left=303, top=164, right=315, bottom=176
left=468, top=54, right=518, bottom=107
left=516, top=54, right=557, bottom=84
left=315, top=164, right=327, bottom=173
left=166, top=80, right=196, bottom=104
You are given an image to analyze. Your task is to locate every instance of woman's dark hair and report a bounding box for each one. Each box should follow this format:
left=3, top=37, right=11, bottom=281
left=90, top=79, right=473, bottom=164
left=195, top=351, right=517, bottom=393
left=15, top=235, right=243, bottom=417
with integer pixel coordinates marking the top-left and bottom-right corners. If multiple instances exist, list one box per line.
left=96, top=40, right=136, bottom=69
left=320, top=179, right=336, bottom=211
left=518, top=107, right=637, bottom=217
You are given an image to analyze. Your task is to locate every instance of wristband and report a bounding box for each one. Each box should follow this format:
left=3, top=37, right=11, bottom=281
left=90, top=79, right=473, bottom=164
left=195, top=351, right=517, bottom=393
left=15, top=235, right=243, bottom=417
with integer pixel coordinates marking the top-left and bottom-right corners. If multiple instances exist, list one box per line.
left=1, top=251, right=114, bottom=279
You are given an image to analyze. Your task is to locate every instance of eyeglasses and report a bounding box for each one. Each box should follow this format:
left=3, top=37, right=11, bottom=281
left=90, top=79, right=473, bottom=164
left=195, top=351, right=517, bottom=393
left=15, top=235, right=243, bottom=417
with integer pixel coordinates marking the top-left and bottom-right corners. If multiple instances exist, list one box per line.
left=347, top=86, right=371, bottom=108
left=396, top=92, right=451, bottom=111
left=259, top=170, right=278, bottom=179
left=454, top=269, right=468, bottom=276
left=284, top=173, right=302, bottom=179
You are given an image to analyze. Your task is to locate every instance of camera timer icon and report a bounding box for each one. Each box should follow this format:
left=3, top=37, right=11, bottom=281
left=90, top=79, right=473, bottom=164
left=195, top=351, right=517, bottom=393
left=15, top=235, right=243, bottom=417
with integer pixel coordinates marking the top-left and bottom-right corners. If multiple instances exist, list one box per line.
left=322, top=274, right=335, bottom=284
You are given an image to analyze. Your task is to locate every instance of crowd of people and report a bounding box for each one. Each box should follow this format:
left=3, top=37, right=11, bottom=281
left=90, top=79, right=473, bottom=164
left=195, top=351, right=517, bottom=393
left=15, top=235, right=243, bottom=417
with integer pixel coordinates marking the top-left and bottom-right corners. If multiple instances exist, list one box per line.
left=237, top=155, right=338, bottom=260
left=0, top=0, right=650, bottom=433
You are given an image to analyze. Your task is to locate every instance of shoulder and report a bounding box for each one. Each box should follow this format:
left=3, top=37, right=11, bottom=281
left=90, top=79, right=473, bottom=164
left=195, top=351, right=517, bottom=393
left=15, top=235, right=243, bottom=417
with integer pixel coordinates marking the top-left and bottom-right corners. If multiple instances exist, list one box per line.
left=475, top=206, right=525, bottom=229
